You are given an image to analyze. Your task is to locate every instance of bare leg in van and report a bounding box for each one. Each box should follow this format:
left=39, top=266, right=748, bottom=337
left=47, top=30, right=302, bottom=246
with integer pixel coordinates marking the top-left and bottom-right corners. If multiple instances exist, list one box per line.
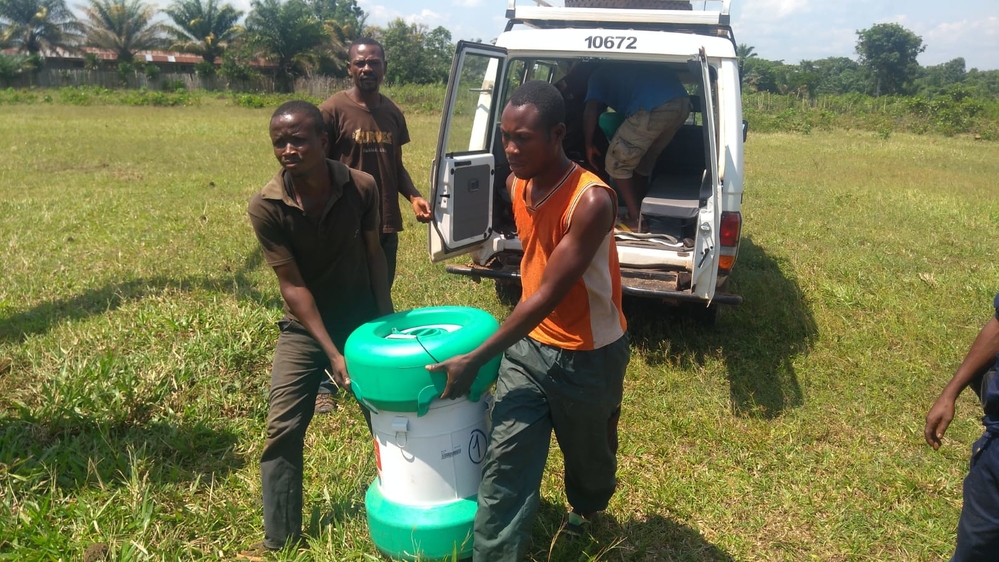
left=615, top=174, right=648, bottom=232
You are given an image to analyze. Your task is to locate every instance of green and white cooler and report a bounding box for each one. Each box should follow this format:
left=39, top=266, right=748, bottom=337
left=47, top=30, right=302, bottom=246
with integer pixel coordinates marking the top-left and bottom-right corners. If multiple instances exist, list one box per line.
left=345, top=306, right=501, bottom=561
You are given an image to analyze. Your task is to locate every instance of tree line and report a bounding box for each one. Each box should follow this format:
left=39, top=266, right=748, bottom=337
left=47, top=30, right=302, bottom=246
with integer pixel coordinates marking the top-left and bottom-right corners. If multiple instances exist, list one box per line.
left=5, top=3, right=998, bottom=104
left=739, top=23, right=999, bottom=100
left=0, top=0, right=457, bottom=91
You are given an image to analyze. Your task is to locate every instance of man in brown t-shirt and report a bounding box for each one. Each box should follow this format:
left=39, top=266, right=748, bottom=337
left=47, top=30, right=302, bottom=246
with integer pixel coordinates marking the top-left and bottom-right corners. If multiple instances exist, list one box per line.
left=319, top=36, right=431, bottom=284
left=240, top=100, right=392, bottom=559
left=315, top=36, right=431, bottom=413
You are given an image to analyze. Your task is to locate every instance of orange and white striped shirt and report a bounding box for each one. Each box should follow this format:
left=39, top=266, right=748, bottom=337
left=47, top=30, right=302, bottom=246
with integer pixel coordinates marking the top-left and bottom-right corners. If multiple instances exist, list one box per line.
left=513, top=163, right=627, bottom=351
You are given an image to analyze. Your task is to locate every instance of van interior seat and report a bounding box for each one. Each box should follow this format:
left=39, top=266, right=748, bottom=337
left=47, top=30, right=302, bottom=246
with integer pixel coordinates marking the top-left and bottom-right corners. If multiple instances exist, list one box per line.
left=640, top=123, right=708, bottom=220
left=640, top=172, right=709, bottom=220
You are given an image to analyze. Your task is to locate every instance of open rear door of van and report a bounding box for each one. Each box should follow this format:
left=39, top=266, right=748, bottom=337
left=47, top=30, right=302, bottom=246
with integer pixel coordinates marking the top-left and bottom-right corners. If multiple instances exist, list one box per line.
left=689, top=47, right=722, bottom=304
left=428, top=41, right=509, bottom=262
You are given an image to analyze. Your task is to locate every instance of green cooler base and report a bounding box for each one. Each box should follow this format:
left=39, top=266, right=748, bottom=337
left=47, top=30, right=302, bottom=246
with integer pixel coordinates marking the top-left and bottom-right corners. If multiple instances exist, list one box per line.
left=365, top=481, right=476, bottom=561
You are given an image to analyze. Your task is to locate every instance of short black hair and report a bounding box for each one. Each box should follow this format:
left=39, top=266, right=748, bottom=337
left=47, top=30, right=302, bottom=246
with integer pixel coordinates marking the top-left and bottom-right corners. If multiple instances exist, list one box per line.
left=508, top=80, right=566, bottom=132
left=349, top=37, right=385, bottom=59
left=271, top=100, right=325, bottom=136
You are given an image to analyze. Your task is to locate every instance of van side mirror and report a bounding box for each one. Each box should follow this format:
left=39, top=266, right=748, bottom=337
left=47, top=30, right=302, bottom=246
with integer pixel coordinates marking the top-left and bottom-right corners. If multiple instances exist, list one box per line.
left=742, top=120, right=749, bottom=142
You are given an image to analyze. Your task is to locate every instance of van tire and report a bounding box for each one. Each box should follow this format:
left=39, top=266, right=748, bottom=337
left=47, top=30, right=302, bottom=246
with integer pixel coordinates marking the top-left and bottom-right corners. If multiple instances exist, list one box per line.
left=688, top=302, right=718, bottom=327
left=494, top=280, right=522, bottom=306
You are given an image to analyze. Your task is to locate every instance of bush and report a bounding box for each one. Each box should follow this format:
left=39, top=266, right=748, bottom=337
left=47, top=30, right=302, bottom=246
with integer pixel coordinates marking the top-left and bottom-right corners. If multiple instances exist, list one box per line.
left=741, top=90, right=999, bottom=139
left=84, top=53, right=102, bottom=71
left=219, top=52, right=260, bottom=84
left=23, top=54, right=44, bottom=74
left=0, top=54, right=44, bottom=87
left=163, top=79, right=187, bottom=93
left=31, top=86, right=199, bottom=107
left=0, top=87, right=37, bottom=104
left=0, top=55, right=27, bottom=87
left=0, top=84, right=994, bottom=142
left=194, top=61, right=216, bottom=79
left=57, top=86, right=105, bottom=105
left=124, top=88, right=196, bottom=107
left=233, top=93, right=266, bottom=108
left=116, top=61, right=134, bottom=85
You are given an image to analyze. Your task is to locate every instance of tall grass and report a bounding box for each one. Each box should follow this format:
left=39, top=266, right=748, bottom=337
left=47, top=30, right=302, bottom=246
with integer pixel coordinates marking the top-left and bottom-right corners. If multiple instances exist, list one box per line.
left=0, top=84, right=448, bottom=115
left=1, top=100, right=998, bottom=560
left=743, top=90, right=999, bottom=139
left=3, top=85, right=999, bottom=138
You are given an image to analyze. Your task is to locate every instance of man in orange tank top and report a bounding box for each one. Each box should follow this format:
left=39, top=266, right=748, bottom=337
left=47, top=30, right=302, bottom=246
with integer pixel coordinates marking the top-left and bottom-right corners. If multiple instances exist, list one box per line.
left=428, top=81, right=631, bottom=561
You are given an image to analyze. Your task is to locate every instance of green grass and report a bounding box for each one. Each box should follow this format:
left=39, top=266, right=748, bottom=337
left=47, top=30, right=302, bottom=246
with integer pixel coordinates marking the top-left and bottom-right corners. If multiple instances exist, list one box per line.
left=1, top=99, right=998, bottom=561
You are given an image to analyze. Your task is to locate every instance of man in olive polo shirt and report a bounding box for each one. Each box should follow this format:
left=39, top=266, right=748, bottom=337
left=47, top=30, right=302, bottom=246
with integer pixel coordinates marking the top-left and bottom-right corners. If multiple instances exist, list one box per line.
left=240, top=100, right=392, bottom=558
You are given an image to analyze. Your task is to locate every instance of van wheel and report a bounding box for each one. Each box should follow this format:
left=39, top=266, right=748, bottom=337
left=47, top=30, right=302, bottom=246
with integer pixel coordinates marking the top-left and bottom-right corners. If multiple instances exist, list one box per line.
left=494, top=280, right=522, bottom=306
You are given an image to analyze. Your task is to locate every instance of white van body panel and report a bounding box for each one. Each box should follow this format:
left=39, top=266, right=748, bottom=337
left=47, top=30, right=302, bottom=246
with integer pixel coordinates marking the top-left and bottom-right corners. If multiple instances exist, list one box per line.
left=429, top=2, right=745, bottom=309
left=495, top=28, right=736, bottom=61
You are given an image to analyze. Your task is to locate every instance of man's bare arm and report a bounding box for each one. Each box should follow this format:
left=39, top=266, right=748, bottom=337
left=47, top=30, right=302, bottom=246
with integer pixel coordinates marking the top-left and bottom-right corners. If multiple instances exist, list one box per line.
left=429, top=186, right=616, bottom=398
left=925, top=316, right=999, bottom=449
left=273, top=261, right=352, bottom=388
left=396, top=149, right=431, bottom=223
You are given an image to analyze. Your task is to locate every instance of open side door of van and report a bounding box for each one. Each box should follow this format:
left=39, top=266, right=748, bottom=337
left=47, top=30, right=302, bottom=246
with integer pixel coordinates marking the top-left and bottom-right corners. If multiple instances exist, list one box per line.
left=688, top=47, right=722, bottom=304
left=428, top=41, right=509, bottom=262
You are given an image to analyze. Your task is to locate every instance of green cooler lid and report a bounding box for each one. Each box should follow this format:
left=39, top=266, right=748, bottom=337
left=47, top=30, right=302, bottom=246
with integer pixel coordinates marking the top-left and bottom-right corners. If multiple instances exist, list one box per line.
left=345, top=306, right=501, bottom=416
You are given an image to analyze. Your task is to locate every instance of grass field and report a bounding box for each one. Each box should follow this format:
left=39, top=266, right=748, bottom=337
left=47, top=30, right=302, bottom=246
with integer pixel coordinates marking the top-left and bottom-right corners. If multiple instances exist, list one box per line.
left=1, top=99, right=998, bottom=561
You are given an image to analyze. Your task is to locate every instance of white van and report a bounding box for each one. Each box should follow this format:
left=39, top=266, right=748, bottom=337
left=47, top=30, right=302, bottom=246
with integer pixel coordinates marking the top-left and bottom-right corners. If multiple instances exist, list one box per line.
left=428, top=0, right=745, bottom=321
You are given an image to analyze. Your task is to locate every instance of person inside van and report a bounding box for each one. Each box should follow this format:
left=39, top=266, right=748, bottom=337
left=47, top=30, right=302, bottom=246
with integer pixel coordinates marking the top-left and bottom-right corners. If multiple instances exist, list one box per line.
left=583, top=62, right=690, bottom=231
left=554, top=60, right=604, bottom=166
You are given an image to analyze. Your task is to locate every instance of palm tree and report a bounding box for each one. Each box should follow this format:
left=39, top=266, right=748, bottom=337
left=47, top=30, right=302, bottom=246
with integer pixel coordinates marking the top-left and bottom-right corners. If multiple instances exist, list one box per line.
left=164, top=0, right=242, bottom=63
left=736, top=43, right=757, bottom=74
left=0, top=51, right=42, bottom=85
left=0, top=0, right=80, bottom=54
left=306, top=0, right=364, bottom=39
left=79, top=0, right=169, bottom=62
left=244, top=0, right=328, bottom=92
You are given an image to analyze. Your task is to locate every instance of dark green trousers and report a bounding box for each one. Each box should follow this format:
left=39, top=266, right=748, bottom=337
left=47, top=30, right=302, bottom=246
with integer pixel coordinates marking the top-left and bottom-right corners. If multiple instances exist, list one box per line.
left=473, top=334, right=630, bottom=561
left=260, top=319, right=369, bottom=550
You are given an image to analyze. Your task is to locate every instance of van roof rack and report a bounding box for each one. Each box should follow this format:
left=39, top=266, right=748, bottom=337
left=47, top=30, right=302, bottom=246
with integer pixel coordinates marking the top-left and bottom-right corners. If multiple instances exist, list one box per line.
left=505, top=0, right=732, bottom=32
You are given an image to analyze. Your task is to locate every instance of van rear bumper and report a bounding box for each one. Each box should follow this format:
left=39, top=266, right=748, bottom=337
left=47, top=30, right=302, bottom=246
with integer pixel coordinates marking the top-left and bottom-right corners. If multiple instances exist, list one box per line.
left=444, top=264, right=743, bottom=305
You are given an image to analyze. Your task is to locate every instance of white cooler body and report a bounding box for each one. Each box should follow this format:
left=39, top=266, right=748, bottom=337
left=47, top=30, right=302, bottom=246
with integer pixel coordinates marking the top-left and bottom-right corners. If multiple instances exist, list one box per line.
left=371, top=393, right=492, bottom=506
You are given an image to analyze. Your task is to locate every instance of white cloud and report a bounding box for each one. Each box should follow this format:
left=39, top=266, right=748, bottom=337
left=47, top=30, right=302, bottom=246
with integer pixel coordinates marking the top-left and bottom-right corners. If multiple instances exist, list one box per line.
left=919, top=16, right=999, bottom=67
left=230, top=0, right=252, bottom=16
left=453, top=0, right=484, bottom=7
left=740, top=0, right=810, bottom=20
left=357, top=2, right=450, bottom=29
left=406, top=8, right=445, bottom=26
left=357, top=0, right=402, bottom=25
left=925, top=17, right=999, bottom=41
left=821, top=27, right=859, bottom=59
left=925, top=21, right=965, bottom=38
left=877, top=13, right=911, bottom=26
left=987, top=15, right=999, bottom=37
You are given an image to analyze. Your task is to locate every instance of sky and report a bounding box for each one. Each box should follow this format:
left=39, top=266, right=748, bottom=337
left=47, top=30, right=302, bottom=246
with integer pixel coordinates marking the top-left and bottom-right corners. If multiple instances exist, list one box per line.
left=236, top=0, right=999, bottom=71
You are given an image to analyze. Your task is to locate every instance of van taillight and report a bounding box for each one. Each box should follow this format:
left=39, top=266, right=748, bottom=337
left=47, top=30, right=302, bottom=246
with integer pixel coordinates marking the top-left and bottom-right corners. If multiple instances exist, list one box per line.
left=718, top=212, right=741, bottom=273
left=720, top=212, right=741, bottom=247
